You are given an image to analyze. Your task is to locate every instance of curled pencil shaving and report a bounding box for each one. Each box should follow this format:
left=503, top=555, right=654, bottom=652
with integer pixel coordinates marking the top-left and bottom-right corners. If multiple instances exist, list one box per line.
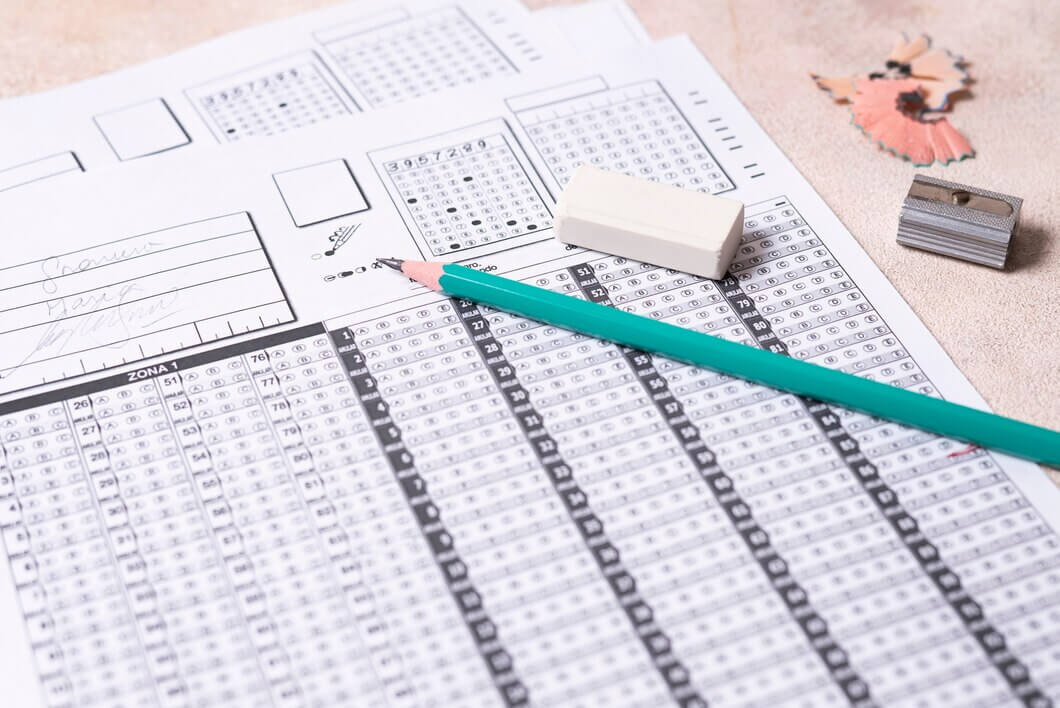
left=811, top=33, right=973, bottom=165
left=812, top=33, right=968, bottom=110
left=948, top=444, right=981, bottom=458
left=851, top=78, right=973, bottom=166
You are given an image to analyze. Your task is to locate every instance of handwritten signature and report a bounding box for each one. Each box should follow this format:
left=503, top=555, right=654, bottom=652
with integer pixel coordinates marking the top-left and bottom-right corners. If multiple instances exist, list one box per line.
left=39, top=239, right=166, bottom=294
left=6, top=282, right=181, bottom=378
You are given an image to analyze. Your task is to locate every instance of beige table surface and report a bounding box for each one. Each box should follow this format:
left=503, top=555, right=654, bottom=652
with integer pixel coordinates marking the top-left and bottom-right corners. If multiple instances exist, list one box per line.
left=2, top=0, right=1057, bottom=482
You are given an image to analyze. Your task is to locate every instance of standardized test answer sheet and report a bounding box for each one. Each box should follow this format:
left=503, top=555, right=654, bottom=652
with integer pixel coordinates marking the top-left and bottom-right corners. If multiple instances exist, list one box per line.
left=0, top=0, right=648, bottom=192
left=1, top=35, right=1058, bottom=708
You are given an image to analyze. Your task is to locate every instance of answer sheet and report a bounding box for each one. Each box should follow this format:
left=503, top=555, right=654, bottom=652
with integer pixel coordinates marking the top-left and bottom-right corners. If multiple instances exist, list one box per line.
left=0, top=0, right=646, bottom=193
left=1, top=34, right=1058, bottom=708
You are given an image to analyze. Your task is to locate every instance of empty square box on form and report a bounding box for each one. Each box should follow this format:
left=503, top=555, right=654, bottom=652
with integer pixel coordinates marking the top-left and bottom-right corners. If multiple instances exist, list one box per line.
left=93, top=98, right=191, bottom=160
left=273, top=159, right=370, bottom=227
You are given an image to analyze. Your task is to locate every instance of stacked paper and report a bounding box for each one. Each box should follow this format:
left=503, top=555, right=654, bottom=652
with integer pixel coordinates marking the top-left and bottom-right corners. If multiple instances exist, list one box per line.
left=1, top=5, right=1058, bottom=708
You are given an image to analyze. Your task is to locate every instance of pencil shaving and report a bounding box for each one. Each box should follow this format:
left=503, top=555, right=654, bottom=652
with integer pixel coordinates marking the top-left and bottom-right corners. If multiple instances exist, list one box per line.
left=812, top=33, right=973, bottom=166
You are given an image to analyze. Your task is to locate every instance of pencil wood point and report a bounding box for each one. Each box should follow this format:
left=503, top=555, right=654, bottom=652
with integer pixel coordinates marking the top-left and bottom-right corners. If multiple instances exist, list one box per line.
left=378, top=258, right=445, bottom=291
left=375, top=257, right=405, bottom=271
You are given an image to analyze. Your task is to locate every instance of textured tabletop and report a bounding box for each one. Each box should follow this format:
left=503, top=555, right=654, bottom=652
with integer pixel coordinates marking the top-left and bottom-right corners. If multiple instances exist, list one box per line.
left=2, top=0, right=1057, bottom=482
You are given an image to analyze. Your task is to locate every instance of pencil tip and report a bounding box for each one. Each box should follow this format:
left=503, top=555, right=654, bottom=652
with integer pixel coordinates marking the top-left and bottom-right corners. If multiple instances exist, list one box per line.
left=375, top=257, right=405, bottom=271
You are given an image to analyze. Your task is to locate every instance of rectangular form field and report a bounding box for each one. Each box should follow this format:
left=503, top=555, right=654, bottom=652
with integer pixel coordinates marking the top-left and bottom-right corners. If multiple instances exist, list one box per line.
left=318, top=6, right=517, bottom=108
left=186, top=51, right=356, bottom=142
left=93, top=98, right=191, bottom=160
left=0, top=212, right=293, bottom=392
left=511, top=78, right=735, bottom=194
left=370, top=118, right=552, bottom=258
left=0, top=152, right=83, bottom=192
left=273, top=159, right=369, bottom=227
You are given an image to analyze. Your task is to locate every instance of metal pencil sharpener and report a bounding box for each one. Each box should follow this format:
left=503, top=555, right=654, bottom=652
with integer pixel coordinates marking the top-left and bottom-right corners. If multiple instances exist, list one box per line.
left=896, top=175, right=1022, bottom=269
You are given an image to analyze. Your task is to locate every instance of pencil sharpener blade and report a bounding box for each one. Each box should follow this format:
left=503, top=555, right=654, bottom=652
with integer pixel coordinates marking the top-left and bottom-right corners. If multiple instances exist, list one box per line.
left=896, top=174, right=1022, bottom=269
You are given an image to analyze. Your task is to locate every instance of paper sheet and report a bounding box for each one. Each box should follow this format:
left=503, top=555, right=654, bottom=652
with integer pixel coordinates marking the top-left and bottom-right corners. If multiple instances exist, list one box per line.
left=0, top=0, right=646, bottom=191
left=0, top=32, right=1058, bottom=708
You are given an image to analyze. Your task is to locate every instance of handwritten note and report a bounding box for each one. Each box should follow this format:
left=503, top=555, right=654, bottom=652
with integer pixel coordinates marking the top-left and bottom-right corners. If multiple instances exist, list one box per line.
left=0, top=212, right=293, bottom=392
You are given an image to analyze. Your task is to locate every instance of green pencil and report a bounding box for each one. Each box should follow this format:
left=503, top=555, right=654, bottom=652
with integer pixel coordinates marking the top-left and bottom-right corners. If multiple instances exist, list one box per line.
left=377, top=258, right=1060, bottom=468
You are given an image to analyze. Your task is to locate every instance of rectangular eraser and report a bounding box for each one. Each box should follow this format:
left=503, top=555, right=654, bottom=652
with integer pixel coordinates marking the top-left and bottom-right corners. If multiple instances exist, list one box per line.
left=554, top=166, right=744, bottom=280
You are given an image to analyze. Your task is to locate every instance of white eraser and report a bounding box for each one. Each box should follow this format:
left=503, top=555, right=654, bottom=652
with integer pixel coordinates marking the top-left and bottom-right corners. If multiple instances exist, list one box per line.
left=554, top=166, right=744, bottom=280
